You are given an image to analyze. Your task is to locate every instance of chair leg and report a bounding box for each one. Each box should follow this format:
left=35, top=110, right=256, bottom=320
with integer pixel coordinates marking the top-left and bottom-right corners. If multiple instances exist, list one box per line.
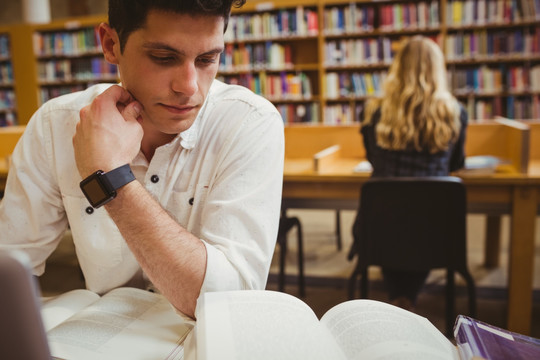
left=294, top=218, right=305, bottom=297
left=446, top=270, right=455, bottom=337
left=462, top=271, right=477, bottom=318
left=360, top=267, right=369, bottom=298
left=348, top=263, right=360, bottom=299
left=335, top=210, right=342, bottom=251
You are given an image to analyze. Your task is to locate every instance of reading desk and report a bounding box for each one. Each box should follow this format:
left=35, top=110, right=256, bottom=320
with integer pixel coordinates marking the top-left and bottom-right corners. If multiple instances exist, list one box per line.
left=283, top=121, right=540, bottom=336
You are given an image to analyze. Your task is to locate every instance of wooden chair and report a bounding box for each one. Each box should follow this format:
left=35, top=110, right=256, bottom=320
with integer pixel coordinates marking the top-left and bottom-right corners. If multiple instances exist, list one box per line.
left=348, top=176, right=476, bottom=336
left=277, top=209, right=305, bottom=297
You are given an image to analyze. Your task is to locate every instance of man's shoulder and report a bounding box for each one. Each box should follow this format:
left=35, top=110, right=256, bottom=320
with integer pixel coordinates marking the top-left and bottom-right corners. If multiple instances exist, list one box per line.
left=209, top=80, right=277, bottom=115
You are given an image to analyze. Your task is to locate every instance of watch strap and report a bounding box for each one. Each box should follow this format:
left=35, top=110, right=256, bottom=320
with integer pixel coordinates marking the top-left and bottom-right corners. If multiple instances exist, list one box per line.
left=104, top=164, right=136, bottom=190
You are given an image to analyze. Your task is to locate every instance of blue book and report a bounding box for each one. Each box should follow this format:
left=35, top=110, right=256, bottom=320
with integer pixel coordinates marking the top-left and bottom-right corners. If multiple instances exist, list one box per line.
left=507, top=96, right=515, bottom=119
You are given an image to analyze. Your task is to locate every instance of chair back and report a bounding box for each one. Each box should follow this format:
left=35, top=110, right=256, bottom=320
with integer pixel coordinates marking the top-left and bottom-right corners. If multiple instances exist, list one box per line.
left=356, top=176, right=467, bottom=273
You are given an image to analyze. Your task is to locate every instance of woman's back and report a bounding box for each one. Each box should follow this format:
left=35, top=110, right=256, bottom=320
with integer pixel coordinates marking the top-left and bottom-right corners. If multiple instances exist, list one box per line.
left=360, top=36, right=468, bottom=177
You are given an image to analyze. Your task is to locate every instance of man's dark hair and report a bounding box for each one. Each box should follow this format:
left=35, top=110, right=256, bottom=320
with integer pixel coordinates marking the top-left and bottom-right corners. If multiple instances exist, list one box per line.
left=108, top=0, right=246, bottom=52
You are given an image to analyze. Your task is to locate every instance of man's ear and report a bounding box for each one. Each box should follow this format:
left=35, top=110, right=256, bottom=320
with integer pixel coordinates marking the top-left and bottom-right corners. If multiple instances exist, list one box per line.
left=99, top=22, right=120, bottom=65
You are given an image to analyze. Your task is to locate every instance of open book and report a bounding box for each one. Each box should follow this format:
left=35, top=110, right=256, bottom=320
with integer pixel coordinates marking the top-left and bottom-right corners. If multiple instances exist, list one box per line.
left=195, top=290, right=540, bottom=360
left=41, top=287, right=193, bottom=360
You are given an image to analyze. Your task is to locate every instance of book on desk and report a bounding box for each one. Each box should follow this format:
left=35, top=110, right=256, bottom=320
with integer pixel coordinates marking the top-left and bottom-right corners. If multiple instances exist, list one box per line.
left=195, top=290, right=540, bottom=360
left=0, top=250, right=192, bottom=360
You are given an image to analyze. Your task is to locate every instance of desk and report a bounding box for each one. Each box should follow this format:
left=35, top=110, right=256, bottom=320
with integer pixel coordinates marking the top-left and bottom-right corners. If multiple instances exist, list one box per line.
left=283, top=156, right=540, bottom=336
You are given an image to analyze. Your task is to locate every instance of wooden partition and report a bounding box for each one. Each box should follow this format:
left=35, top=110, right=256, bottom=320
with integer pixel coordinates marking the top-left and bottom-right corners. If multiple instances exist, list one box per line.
left=285, top=120, right=531, bottom=175
left=284, top=125, right=363, bottom=159
left=524, top=121, right=540, bottom=175
left=0, top=125, right=25, bottom=159
left=465, top=119, right=530, bottom=174
left=284, top=125, right=364, bottom=175
left=0, top=125, right=25, bottom=192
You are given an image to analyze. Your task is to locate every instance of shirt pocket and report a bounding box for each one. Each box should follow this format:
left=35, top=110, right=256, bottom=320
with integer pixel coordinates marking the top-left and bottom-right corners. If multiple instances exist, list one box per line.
left=167, top=183, right=209, bottom=235
left=63, top=195, right=124, bottom=267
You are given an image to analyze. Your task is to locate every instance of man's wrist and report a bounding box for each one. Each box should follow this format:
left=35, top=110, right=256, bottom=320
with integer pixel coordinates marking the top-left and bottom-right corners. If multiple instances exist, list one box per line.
left=80, top=164, right=136, bottom=208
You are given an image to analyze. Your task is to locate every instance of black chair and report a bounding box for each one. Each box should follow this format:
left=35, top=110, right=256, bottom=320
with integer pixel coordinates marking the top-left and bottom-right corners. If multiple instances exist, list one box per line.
left=348, top=176, right=476, bottom=336
left=277, top=209, right=305, bottom=297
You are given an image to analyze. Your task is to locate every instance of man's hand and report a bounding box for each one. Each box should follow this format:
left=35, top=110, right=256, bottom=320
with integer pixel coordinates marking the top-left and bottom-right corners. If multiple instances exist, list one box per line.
left=73, top=85, right=143, bottom=178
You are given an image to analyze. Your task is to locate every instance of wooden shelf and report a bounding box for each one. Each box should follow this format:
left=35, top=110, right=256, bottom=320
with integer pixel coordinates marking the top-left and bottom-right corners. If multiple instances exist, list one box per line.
left=2, top=1, right=539, bottom=126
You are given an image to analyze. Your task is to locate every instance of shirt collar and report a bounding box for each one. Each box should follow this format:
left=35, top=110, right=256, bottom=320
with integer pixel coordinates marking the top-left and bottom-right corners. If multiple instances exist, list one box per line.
left=178, top=119, right=198, bottom=150
left=176, top=80, right=217, bottom=150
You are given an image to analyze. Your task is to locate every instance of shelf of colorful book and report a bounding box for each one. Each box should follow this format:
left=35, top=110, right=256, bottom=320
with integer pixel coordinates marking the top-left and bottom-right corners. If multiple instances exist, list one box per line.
left=227, top=2, right=319, bottom=41
left=220, top=38, right=319, bottom=74
left=217, top=70, right=317, bottom=102
left=29, top=16, right=116, bottom=107
left=0, top=29, right=16, bottom=127
left=445, top=0, right=540, bottom=26
left=444, top=26, right=540, bottom=61
left=459, top=93, right=540, bottom=120
left=449, top=60, right=540, bottom=119
left=322, top=0, right=441, bottom=35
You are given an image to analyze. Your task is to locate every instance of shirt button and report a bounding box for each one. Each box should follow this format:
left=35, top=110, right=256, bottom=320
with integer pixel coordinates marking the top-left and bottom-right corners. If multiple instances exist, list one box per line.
left=150, top=175, right=159, bottom=183
left=85, top=207, right=94, bottom=214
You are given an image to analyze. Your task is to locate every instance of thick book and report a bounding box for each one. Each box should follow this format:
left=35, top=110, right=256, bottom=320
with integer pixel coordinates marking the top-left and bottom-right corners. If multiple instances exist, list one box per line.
left=195, top=290, right=540, bottom=360
left=41, top=287, right=193, bottom=360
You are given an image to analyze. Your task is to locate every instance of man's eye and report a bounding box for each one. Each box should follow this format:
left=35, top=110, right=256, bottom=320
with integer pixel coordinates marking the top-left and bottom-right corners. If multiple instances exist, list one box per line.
left=150, top=55, right=175, bottom=64
left=197, top=57, right=217, bottom=65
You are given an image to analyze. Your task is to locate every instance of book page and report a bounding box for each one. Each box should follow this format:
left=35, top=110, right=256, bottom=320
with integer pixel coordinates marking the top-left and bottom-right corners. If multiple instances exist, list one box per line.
left=41, top=289, right=100, bottom=331
left=46, top=287, right=192, bottom=360
left=197, top=290, right=346, bottom=360
left=320, top=299, right=460, bottom=360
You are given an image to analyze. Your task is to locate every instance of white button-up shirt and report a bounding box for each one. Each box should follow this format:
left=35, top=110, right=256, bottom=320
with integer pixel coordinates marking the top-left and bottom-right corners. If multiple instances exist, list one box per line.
left=0, top=80, right=284, bottom=296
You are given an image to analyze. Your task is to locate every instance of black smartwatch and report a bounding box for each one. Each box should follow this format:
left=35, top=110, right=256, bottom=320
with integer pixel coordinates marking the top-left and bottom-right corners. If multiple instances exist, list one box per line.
left=80, top=164, right=136, bottom=208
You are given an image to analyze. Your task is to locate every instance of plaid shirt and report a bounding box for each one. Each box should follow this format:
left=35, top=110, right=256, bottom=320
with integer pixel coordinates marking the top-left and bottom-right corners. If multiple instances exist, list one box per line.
left=360, top=106, right=468, bottom=177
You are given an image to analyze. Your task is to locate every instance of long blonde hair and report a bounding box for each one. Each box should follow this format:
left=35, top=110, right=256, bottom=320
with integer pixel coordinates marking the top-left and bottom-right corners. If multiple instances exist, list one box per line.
left=362, top=36, right=461, bottom=153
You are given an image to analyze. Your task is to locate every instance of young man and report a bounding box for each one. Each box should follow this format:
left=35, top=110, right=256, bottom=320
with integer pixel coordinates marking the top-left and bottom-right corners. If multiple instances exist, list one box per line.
left=0, top=0, right=284, bottom=319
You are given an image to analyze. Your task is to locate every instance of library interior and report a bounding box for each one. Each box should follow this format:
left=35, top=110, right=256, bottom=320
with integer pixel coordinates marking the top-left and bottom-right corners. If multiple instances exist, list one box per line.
left=1, top=0, right=540, bottom=352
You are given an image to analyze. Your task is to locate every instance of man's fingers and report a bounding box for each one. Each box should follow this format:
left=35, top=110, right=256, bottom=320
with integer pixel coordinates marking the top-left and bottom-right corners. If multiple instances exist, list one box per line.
left=95, top=85, right=134, bottom=111
left=122, top=101, right=143, bottom=122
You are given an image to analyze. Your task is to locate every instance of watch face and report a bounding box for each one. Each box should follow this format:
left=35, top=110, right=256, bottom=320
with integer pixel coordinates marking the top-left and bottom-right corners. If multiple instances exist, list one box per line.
left=80, top=171, right=115, bottom=208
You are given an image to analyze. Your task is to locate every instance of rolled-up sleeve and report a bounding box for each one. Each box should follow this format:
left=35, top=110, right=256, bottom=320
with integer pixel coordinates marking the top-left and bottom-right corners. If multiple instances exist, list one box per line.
left=197, top=105, right=284, bottom=294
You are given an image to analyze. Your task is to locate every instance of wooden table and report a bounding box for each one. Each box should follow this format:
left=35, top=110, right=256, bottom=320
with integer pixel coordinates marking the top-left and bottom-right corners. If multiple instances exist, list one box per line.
left=282, top=157, right=540, bottom=335
left=282, top=121, right=540, bottom=335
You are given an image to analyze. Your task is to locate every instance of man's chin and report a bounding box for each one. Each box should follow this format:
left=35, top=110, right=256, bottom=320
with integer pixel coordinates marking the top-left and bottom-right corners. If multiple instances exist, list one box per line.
left=158, top=118, right=196, bottom=135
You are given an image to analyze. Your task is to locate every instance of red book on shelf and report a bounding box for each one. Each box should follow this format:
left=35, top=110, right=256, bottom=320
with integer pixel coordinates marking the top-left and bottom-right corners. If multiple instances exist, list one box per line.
left=307, top=9, right=318, bottom=35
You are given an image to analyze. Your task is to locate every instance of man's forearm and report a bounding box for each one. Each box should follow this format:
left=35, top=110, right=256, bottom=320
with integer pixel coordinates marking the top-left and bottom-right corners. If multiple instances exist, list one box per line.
left=104, top=180, right=207, bottom=318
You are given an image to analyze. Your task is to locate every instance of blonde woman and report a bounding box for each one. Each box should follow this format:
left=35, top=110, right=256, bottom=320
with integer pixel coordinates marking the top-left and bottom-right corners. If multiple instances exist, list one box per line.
left=353, top=36, right=468, bottom=311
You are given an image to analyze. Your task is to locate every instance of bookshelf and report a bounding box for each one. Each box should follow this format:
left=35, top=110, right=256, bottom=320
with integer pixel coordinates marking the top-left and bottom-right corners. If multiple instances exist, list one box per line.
left=445, top=0, right=540, bottom=120
left=30, top=15, right=118, bottom=105
left=219, top=0, right=322, bottom=124
left=221, top=0, right=539, bottom=125
left=10, top=15, right=117, bottom=125
left=6, top=0, right=540, bottom=126
left=321, top=0, right=442, bottom=124
left=0, top=27, right=16, bottom=126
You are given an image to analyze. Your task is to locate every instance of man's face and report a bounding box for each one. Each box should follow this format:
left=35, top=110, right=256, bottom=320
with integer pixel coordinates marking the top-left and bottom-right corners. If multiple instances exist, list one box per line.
left=114, top=10, right=224, bottom=135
